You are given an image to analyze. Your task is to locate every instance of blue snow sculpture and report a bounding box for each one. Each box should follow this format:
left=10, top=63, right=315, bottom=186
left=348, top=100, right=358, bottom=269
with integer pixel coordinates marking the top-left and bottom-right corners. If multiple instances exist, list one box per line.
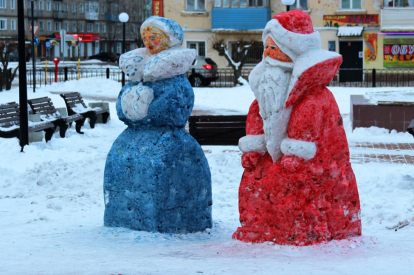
left=103, top=17, right=212, bottom=233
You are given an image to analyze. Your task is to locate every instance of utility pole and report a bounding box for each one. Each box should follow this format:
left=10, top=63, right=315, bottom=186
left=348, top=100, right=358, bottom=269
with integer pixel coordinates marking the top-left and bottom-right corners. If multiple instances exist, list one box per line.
left=31, top=0, right=36, bottom=93
left=18, top=0, right=29, bottom=150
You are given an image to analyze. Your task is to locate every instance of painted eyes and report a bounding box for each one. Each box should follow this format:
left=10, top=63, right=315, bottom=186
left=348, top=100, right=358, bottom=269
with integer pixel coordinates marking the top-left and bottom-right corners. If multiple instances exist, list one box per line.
left=150, top=36, right=156, bottom=41
left=265, top=45, right=277, bottom=50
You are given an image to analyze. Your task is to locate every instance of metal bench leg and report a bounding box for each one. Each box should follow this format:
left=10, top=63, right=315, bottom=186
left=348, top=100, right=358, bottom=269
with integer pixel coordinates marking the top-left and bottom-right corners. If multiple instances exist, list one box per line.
left=75, top=120, right=84, bottom=134
left=89, top=113, right=98, bottom=129
left=102, top=112, right=110, bottom=124
left=59, top=123, right=69, bottom=138
left=44, top=128, right=55, bottom=142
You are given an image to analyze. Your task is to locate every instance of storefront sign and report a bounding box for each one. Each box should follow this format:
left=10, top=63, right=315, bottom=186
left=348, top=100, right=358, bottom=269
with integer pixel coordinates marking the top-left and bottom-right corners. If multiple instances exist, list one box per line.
left=364, top=33, right=377, bottom=63
left=383, top=38, right=414, bottom=67
left=153, top=0, right=163, bottom=17
left=323, top=15, right=379, bottom=28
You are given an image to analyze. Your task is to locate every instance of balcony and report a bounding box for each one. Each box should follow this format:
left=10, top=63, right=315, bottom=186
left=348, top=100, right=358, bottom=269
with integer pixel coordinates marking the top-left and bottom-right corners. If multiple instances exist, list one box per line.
left=26, top=9, right=44, bottom=18
left=212, top=8, right=271, bottom=31
left=381, top=8, right=414, bottom=31
left=85, top=11, right=99, bottom=20
left=53, top=11, right=68, bottom=20
left=106, top=13, right=118, bottom=21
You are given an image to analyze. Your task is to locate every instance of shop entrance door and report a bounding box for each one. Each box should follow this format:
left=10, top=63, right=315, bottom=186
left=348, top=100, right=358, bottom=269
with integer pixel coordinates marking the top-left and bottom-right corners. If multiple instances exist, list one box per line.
left=339, top=41, right=363, bottom=82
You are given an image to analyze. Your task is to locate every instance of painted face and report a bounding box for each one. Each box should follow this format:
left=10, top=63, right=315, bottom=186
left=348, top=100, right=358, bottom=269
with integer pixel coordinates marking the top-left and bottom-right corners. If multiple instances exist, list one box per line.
left=142, top=26, right=171, bottom=54
left=263, top=37, right=292, bottom=63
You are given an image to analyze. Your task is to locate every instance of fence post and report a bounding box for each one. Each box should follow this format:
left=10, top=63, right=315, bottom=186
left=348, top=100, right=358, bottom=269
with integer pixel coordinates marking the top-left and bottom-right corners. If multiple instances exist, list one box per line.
left=64, top=67, right=68, bottom=82
left=106, top=68, right=110, bottom=79
left=372, top=68, right=376, bottom=87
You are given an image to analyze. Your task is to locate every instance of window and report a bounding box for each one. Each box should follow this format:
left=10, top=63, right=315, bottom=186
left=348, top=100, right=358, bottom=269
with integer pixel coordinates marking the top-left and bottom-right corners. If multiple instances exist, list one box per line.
left=341, top=0, right=361, bottom=9
left=55, top=22, right=61, bottom=31
left=54, top=2, right=60, bottom=11
left=39, top=21, right=44, bottom=31
left=39, top=1, right=43, bottom=10
left=85, top=1, right=99, bottom=14
left=214, top=0, right=268, bottom=7
left=328, top=41, right=336, bottom=52
left=72, top=3, right=76, bottom=13
left=46, top=1, right=51, bottom=11
left=10, top=19, right=15, bottom=30
left=187, top=41, right=206, bottom=56
left=102, top=23, right=106, bottom=33
left=384, top=0, right=414, bottom=7
left=95, top=23, right=100, bottom=32
left=79, top=4, right=84, bottom=13
left=64, top=22, right=69, bottom=31
left=0, top=18, right=6, bottom=30
left=11, top=0, right=15, bottom=9
left=186, top=0, right=205, bottom=11
left=63, top=3, right=68, bottom=12
left=80, top=22, right=84, bottom=32
left=102, top=4, right=106, bottom=14
left=116, top=42, right=122, bottom=54
left=47, top=21, right=52, bottom=31
left=87, top=23, right=93, bottom=32
left=72, top=22, right=77, bottom=32
left=289, top=0, right=308, bottom=10
left=0, top=0, right=6, bottom=9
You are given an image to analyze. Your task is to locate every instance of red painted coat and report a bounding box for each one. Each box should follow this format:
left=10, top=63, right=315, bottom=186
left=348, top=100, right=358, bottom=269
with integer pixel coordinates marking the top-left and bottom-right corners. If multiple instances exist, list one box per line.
left=233, top=57, right=362, bottom=245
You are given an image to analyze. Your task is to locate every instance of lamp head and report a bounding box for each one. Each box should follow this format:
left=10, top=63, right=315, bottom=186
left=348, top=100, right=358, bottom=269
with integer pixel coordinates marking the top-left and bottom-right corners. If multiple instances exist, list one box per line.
left=281, top=0, right=295, bottom=5
left=119, top=12, right=129, bottom=23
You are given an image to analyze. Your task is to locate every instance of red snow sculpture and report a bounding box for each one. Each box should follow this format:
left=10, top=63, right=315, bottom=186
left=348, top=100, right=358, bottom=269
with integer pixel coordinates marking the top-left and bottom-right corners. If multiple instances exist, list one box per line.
left=233, top=10, right=361, bottom=246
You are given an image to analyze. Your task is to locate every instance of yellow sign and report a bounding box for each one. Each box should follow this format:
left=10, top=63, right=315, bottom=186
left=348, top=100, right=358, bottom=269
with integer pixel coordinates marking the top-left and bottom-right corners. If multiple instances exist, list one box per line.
left=364, top=33, right=377, bottom=63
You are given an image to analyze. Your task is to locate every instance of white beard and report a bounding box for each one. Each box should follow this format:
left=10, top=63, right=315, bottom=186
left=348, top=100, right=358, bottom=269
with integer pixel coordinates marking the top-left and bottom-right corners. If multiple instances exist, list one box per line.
left=249, top=57, right=293, bottom=162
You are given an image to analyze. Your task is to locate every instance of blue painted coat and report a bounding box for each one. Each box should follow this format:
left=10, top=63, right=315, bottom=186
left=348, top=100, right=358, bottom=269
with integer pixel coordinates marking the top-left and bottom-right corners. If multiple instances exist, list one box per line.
left=104, top=75, right=212, bottom=233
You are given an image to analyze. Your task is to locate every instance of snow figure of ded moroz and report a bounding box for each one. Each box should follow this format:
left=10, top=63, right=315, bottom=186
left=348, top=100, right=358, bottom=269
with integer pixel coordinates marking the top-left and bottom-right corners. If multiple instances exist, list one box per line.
left=233, top=10, right=361, bottom=245
left=103, top=16, right=212, bottom=233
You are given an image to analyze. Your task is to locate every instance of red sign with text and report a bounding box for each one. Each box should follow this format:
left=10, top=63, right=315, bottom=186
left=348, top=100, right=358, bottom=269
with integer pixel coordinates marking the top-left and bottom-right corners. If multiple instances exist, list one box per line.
left=153, top=0, right=163, bottom=17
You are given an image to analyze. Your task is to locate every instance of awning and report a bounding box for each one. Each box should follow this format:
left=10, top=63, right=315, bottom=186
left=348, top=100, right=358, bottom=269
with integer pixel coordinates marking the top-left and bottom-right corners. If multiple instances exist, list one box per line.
left=54, top=33, right=102, bottom=42
left=337, top=26, right=364, bottom=37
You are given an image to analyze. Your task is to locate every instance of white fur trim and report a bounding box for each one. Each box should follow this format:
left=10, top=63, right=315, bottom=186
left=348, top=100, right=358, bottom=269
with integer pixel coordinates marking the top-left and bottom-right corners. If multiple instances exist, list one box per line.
left=280, top=138, right=316, bottom=160
left=238, top=135, right=267, bottom=153
left=119, top=47, right=196, bottom=82
left=262, top=19, right=321, bottom=62
left=286, top=49, right=341, bottom=102
left=143, top=48, right=196, bottom=82
left=121, top=84, right=154, bottom=121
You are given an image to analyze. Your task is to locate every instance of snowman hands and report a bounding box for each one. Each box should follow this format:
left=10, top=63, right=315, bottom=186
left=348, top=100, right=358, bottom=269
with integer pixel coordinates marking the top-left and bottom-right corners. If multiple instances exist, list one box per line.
left=121, top=84, right=154, bottom=121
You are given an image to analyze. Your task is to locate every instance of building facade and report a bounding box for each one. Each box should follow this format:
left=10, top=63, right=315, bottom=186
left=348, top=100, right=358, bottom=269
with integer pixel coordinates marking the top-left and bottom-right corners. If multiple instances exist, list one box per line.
left=0, top=0, right=152, bottom=60
left=164, top=0, right=414, bottom=72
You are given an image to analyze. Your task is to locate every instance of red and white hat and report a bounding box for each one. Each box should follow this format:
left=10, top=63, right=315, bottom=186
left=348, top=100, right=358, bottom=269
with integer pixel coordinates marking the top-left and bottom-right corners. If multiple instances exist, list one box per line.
left=262, top=10, right=321, bottom=61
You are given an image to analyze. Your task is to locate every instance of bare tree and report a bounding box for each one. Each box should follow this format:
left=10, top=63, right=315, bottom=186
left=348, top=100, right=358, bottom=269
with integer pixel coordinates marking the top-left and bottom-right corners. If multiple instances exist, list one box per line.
left=211, top=35, right=257, bottom=86
left=0, top=43, right=19, bottom=91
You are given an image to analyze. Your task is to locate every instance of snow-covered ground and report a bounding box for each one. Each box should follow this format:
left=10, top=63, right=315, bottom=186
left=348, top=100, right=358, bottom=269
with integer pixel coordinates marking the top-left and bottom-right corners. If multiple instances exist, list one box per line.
left=0, top=79, right=413, bottom=274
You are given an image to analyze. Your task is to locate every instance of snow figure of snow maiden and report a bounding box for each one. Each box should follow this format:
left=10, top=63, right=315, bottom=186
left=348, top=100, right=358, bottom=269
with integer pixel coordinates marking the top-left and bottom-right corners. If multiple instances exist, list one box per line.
left=103, top=16, right=212, bottom=233
left=233, top=10, right=361, bottom=245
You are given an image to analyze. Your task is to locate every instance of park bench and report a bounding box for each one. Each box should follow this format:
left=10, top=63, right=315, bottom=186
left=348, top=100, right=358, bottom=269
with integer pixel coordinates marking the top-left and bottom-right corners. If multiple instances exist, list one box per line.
left=0, top=102, right=55, bottom=149
left=28, top=96, right=84, bottom=137
left=188, top=115, right=247, bottom=145
left=60, top=92, right=110, bottom=129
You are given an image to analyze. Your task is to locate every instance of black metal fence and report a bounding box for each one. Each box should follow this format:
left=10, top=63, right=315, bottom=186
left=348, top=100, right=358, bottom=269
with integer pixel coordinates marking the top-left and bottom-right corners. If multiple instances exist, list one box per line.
left=25, top=67, right=414, bottom=88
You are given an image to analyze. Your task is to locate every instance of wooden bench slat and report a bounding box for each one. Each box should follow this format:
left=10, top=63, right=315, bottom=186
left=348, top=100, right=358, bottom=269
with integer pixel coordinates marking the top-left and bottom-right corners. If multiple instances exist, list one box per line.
left=28, top=97, right=51, bottom=104
left=0, top=112, right=20, bottom=119
left=0, top=103, right=19, bottom=110
left=0, top=117, right=21, bottom=124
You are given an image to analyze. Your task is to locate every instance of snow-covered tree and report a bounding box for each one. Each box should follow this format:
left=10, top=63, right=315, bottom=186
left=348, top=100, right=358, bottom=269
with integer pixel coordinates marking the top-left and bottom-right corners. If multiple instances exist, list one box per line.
left=211, top=36, right=257, bottom=86
left=0, top=43, right=19, bottom=91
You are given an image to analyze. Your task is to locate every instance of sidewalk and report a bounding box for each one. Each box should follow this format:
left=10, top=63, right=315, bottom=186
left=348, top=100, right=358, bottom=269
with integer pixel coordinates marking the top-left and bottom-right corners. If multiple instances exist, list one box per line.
left=350, top=142, right=414, bottom=164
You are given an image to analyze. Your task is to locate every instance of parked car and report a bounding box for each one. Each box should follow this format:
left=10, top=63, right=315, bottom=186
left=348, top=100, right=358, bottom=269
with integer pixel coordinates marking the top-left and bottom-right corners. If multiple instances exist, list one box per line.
left=188, top=56, right=219, bottom=87
left=88, top=52, right=118, bottom=63
left=8, top=51, right=19, bottom=62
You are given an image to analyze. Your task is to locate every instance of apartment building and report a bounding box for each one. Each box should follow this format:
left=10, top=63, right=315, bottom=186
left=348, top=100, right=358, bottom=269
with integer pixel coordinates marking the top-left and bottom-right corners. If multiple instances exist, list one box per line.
left=0, top=0, right=152, bottom=60
left=165, top=0, right=414, bottom=72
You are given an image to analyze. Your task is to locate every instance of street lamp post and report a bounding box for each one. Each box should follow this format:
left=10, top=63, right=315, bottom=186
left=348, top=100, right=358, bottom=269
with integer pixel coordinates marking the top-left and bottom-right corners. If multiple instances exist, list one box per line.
left=17, top=0, right=28, bottom=150
left=31, top=0, right=36, bottom=93
left=119, top=12, right=129, bottom=87
left=282, top=0, right=295, bottom=11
